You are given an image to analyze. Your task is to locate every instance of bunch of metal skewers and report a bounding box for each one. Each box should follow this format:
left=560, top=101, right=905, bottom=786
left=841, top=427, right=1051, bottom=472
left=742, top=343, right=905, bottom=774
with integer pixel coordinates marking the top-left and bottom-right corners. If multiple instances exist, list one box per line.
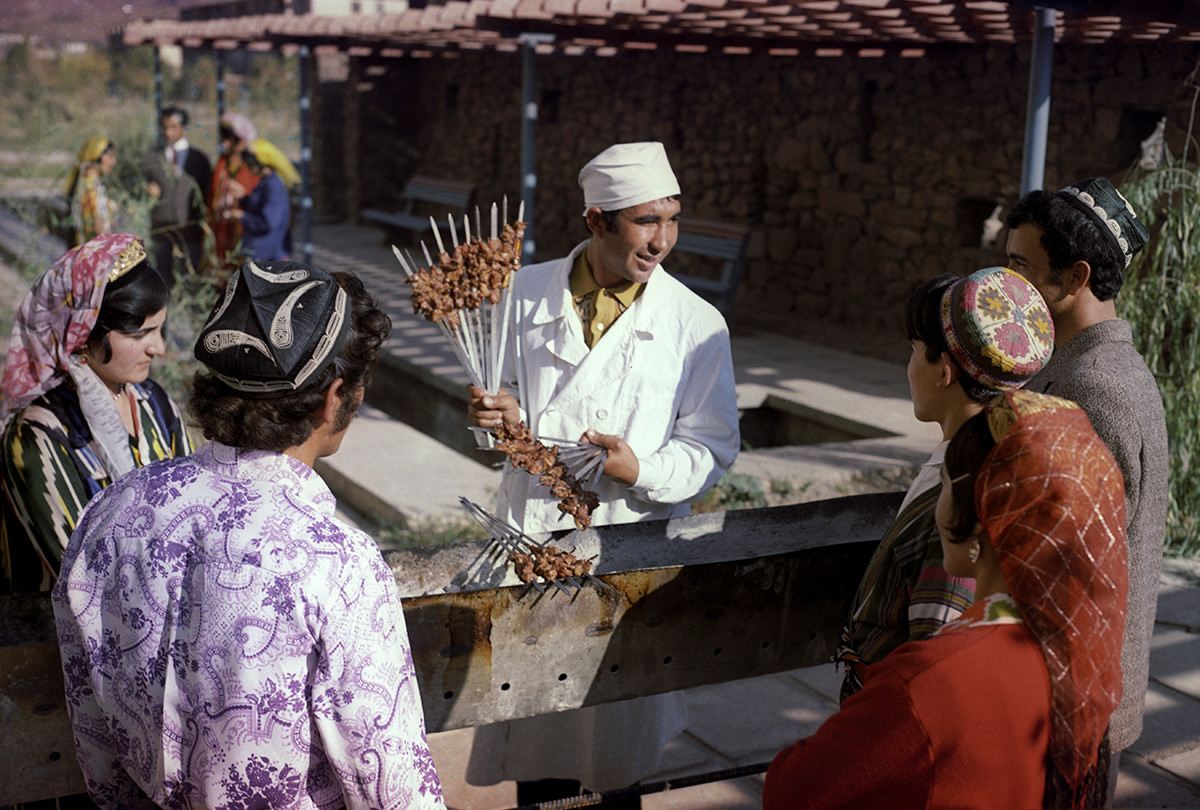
left=539, top=434, right=607, bottom=495
left=391, top=198, right=525, bottom=401
left=459, top=497, right=614, bottom=595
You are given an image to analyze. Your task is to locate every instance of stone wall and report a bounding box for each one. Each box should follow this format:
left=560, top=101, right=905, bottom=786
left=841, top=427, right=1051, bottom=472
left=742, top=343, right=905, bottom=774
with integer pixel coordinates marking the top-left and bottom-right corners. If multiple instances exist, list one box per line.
left=331, top=42, right=1199, bottom=362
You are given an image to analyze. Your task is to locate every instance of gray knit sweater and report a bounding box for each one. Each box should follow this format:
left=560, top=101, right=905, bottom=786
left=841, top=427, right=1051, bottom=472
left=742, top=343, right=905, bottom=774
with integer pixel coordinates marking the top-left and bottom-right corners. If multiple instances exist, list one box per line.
left=1026, top=318, right=1169, bottom=752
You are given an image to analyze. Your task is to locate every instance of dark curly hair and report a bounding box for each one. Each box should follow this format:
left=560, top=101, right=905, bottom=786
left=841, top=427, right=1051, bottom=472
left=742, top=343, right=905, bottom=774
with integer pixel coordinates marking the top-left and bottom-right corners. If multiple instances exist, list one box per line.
left=940, top=411, right=997, bottom=544
left=188, top=271, right=391, bottom=451
left=1005, top=189, right=1126, bottom=301
left=86, top=259, right=169, bottom=363
left=904, top=275, right=999, bottom=405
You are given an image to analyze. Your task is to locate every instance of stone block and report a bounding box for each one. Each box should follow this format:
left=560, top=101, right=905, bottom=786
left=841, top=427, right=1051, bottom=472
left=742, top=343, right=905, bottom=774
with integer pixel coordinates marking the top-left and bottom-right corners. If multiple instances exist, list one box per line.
left=769, top=136, right=809, bottom=172
left=816, top=188, right=865, bottom=219
left=870, top=199, right=928, bottom=231
left=766, top=227, right=798, bottom=261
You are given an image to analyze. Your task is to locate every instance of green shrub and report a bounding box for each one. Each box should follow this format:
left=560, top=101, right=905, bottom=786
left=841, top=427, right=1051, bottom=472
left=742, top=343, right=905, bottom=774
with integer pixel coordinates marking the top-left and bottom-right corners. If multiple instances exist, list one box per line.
left=1119, top=77, right=1200, bottom=556
left=692, top=471, right=768, bottom=513
left=376, top=514, right=487, bottom=550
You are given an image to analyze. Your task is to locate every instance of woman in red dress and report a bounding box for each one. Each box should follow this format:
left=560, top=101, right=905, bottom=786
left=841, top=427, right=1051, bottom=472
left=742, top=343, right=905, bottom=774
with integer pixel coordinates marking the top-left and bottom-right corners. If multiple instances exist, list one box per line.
left=209, top=113, right=261, bottom=281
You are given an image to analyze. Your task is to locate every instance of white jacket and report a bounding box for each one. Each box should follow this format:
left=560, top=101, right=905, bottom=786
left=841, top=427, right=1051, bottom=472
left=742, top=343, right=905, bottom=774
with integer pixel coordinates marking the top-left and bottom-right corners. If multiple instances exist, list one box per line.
left=467, top=241, right=740, bottom=792
left=498, top=241, right=741, bottom=532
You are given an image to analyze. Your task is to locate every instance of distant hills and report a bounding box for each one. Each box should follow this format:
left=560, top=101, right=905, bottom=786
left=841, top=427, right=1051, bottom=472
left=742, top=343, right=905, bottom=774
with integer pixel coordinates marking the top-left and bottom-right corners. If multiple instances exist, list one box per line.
left=2, top=0, right=186, bottom=45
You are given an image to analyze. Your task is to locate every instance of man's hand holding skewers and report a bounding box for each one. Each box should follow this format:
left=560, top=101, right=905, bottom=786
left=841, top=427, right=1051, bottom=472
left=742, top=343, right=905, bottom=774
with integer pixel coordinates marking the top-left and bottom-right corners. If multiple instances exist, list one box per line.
left=583, top=429, right=639, bottom=486
left=468, top=385, right=520, bottom=430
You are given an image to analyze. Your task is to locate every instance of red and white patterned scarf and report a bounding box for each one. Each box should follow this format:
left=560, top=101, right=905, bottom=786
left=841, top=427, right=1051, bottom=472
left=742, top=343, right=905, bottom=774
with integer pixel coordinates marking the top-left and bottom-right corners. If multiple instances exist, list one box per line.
left=979, top=390, right=1128, bottom=789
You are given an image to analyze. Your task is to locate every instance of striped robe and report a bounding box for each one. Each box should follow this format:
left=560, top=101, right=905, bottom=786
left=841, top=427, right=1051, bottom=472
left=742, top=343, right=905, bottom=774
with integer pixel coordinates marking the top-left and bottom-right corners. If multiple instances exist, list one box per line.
left=1, top=379, right=190, bottom=593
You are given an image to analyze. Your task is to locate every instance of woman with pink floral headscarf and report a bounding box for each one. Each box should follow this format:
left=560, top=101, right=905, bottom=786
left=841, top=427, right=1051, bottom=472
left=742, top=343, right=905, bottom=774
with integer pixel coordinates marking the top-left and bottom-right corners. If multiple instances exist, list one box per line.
left=0, top=233, right=191, bottom=593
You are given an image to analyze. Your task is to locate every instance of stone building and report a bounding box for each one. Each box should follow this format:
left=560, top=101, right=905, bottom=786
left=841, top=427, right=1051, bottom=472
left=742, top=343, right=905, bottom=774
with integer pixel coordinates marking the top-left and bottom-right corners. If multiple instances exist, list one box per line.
left=127, top=4, right=1200, bottom=361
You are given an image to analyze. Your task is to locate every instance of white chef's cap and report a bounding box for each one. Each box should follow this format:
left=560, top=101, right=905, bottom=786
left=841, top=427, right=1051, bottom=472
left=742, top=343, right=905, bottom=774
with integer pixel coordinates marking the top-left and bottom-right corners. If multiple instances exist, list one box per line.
left=578, top=141, right=681, bottom=214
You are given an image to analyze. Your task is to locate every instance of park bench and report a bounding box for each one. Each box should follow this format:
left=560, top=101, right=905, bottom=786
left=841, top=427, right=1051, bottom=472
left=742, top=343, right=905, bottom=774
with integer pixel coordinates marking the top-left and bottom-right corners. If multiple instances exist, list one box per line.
left=361, top=175, right=476, bottom=243
left=671, top=217, right=752, bottom=316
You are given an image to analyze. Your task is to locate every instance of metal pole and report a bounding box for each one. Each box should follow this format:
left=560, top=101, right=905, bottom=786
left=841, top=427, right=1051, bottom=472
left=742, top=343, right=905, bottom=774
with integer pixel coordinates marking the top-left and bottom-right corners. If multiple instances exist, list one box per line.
left=216, top=50, right=226, bottom=120
left=299, top=45, right=313, bottom=263
left=1020, top=7, right=1055, bottom=195
left=153, top=46, right=163, bottom=148
left=518, top=33, right=554, bottom=263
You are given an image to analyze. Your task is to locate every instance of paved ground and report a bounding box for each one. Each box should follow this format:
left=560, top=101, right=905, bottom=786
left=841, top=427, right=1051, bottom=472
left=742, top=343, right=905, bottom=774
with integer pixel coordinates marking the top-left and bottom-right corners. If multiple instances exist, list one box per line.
left=1, top=211, right=1197, bottom=808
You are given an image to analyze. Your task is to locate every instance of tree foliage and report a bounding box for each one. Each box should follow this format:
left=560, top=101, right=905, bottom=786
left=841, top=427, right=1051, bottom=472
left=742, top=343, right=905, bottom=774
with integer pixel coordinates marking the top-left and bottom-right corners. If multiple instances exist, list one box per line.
left=1118, top=62, right=1200, bottom=556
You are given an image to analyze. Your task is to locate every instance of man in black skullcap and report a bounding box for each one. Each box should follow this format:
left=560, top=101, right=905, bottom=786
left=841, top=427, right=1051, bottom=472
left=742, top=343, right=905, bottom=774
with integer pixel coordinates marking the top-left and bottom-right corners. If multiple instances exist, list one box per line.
left=52, top=261, right=447, bottom=809
left=1005, top=178, right=1168, bottom=805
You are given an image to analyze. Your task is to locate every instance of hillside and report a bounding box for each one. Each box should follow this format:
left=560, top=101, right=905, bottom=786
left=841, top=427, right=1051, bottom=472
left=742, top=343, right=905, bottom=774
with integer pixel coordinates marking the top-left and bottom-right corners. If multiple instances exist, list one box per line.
left=2, top=0, right=185, bottom=44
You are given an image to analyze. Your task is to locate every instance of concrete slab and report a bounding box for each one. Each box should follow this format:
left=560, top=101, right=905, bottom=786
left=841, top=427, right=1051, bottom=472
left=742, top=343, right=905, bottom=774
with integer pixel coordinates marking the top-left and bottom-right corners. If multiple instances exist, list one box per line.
left=315, top=403, right=502, bottom=527
left=1148, top=627, right=1200, bottom=700
left=643, top=773, right=762, bottom=810
left=428, top=726, right=517, bottom=810
left=1157, top=558, right=1200, bottom=629
left=680, top=672, right=837, bottom=765
left=652, top=726, right=717, bottom=779
left=784, top=661, right=843, bottom=708
left=1127, top=679, right=1200, bottom=759
left=1154, top=746, right=1200, bottom=795
left=1114, top=753, right=1200, bottom=809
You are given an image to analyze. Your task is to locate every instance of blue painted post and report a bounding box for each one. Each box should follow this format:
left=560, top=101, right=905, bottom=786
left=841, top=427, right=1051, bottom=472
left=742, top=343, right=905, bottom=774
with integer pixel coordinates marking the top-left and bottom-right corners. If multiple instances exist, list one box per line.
left=153, top=47, right=163, bottom=147
left=299, top=45, right=313, bottom=264
left=1020, top=7, right=1056, bottom=195
left=519, top=33, right=554, bottom=263
left=216, top=50, right=226, bottom=120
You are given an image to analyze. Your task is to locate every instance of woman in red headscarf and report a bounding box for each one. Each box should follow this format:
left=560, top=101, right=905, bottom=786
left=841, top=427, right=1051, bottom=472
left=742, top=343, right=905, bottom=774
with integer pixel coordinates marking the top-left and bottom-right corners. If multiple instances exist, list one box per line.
left=762, top=390, right=1127, bottom=809
left=0, top=234, right=192, bottom=593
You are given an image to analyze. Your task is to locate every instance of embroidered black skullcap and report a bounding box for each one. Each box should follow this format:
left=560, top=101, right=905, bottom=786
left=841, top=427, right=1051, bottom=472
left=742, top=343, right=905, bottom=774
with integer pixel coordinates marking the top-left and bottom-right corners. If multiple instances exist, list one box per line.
left=194, top=260, right=349, bottom=397
left=1056, top=177, right=1150, bottom=268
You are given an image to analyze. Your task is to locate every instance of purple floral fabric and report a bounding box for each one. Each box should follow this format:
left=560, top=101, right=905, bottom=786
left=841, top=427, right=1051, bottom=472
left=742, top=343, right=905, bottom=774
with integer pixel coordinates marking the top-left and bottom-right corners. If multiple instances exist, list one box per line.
left=52, top=442, right=445, bottom=810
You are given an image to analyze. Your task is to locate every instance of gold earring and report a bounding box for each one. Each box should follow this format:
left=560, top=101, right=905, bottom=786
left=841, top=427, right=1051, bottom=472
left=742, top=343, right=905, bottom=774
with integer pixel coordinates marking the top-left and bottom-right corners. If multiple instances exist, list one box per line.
left=968, top=540, right=980, bottom=563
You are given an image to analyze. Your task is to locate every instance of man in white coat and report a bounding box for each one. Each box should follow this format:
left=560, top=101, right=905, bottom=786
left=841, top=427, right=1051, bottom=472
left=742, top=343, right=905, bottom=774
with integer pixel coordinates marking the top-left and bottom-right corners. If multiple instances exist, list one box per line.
left=466, top=142, right=741, bottom=806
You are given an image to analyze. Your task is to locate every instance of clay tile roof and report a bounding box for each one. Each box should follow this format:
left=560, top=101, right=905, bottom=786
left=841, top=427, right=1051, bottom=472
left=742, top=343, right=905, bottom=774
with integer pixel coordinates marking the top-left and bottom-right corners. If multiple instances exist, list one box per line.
left=122, top=0, right=1200, bottom=55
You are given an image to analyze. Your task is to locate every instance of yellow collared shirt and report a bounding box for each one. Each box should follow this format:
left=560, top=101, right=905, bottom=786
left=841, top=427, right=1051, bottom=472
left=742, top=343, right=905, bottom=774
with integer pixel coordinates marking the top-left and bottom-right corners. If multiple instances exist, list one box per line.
left=568, top=252, right=645, bottom=349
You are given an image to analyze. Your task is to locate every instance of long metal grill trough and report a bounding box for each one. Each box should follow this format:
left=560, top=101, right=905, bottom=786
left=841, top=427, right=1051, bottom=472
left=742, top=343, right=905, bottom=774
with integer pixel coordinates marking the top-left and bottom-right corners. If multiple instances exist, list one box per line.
left=0, top=493, right=897, bottom=804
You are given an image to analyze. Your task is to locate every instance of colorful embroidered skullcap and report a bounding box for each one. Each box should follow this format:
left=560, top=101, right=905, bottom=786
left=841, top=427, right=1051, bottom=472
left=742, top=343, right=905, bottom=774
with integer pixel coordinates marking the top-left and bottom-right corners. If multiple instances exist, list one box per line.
left=978, top=389, right=1127, bottom=789
left=194, top=260, right=349, bottom=397
left=1056, top=177, right=1149, bottom=268
left=940, top=266, right=1054, bottom=391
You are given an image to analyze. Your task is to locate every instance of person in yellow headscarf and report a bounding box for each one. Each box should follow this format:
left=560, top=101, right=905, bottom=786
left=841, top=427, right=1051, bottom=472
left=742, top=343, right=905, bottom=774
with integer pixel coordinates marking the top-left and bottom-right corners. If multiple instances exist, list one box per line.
left=228, top=139, right=300, bottom=262
left=65, top=136, right=117, bottom=246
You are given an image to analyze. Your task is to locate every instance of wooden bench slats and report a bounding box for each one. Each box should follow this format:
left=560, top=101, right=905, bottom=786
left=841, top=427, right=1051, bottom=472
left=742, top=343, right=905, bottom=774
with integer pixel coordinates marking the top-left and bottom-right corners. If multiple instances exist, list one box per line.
left=361, top=174, right=476, bottom=240
left=672, top=217, right=751, bottom=315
